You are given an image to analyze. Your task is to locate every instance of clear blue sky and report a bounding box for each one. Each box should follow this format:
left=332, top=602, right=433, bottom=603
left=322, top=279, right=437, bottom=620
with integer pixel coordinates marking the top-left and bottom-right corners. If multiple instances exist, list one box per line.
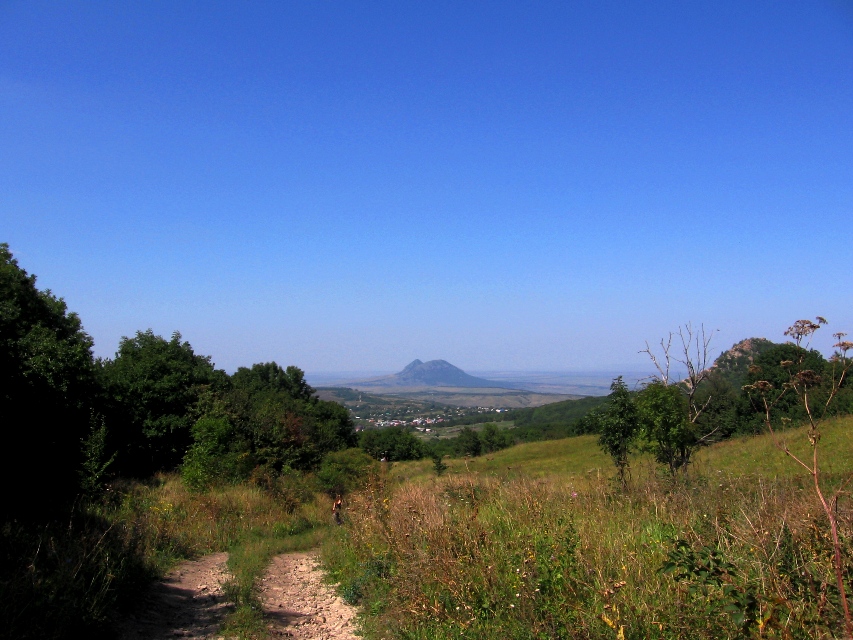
left=2, top=1, right=851, bottom=374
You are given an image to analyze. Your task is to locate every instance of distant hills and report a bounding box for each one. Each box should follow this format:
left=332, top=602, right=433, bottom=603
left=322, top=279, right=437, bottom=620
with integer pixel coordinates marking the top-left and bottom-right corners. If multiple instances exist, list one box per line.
left=350, top=359, right=517, bottom=390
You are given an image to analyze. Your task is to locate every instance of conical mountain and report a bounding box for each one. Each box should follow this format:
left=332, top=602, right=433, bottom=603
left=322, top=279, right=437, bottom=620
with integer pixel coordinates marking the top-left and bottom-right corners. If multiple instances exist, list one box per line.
left=353, top=359, right=514, bottom=389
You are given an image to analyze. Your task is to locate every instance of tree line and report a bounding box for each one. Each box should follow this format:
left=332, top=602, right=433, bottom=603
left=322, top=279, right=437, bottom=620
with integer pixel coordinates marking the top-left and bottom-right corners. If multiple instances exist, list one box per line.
left=1, top=244, right=355, bottom=520
left=356, top=326, right=853, bottom=471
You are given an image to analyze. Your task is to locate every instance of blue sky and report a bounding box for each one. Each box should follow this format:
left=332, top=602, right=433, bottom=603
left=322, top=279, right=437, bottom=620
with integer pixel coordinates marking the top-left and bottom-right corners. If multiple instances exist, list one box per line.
left=2, top=1, right=852, bottom=374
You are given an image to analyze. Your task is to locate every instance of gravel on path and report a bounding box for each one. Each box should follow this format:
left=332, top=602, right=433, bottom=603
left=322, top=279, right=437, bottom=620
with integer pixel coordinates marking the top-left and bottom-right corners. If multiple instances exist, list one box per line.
left=259, top=551, right=360, bottom=640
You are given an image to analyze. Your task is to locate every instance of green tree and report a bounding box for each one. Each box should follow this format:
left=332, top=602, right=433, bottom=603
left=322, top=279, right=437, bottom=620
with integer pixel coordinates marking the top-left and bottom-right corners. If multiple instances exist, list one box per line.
left=100, top=329, right=222, bottom=475
left=596, top=377, right=639, bottom=487
left=231, top=362, right=315, bottom=400
left=636, top=382, right=694, bottom=474
left=692, top=370, right=740, bottom=440
left=639, top=323, right=724, bottom=472
left=455, top=427, right=482, bottom=457
left=737, top=342, right=828, bottom=432
left=79, top=413, right=116, bottom=496
left=431, top=453, right=448, bottom=476
left=183, top=363, right=356, bottom=482
left=317, top=448, right=378, bottom=495
left=360, top=427, right=424, bottom=461
left=480, top=423, right=514, bottom=453
left=181, top=415, right=249, bottom=490
left=0, top=244, right=98, bottom=516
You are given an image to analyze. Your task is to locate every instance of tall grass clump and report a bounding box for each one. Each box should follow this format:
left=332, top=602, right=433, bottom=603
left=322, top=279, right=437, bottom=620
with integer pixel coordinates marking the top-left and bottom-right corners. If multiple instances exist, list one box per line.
left=102, top=473, right=312, bottom=570
left=323, top=454, right=852, bottom=639
left=324, top=472, right=594, bottom=638
left=0, top=509, right=149, bottom=640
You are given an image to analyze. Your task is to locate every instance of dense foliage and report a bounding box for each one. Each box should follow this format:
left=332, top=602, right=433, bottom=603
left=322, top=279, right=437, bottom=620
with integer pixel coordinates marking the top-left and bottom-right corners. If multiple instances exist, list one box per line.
left=99, top=329, right=226, bottom=476
left=0, top=244, right=99, bottom=517
left=181, top=362, right=356, bottom=489
left=636, top=381, right=696, bottom=473
left=359, top=426, right=425, bottom=461
left=317, top=448, right=379, bottom=495
left=0, top=245, right=357, bottom=510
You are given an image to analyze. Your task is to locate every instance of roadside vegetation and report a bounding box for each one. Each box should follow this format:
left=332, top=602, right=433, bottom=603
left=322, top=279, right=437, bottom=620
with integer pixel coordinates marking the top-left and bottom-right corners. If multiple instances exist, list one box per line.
left=1, top=472, right=334, bottom=639
left=323, top=416, right=853, bottom=639
left=0, top=244, right=357, bottom=638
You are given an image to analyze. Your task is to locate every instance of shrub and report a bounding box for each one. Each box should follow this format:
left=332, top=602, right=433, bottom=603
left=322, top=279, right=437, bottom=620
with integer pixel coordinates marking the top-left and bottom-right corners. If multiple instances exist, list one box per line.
left=360, top=427, right=425, bottom=461
left=317, top=448, right=379, bottom=495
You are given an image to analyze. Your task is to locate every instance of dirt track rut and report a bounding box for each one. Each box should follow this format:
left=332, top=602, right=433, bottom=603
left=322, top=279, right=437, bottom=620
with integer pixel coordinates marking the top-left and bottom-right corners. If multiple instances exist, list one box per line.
left=118, top=550, right=359, bottom=639
left=259, top=552, right=359, bottom=639
left=117, top=552, right=232, bottom=639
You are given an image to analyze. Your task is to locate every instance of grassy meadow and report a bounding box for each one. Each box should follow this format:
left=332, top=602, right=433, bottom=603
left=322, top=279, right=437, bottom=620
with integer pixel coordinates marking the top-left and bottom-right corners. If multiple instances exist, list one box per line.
left=322, top=416, right=853, bottom=639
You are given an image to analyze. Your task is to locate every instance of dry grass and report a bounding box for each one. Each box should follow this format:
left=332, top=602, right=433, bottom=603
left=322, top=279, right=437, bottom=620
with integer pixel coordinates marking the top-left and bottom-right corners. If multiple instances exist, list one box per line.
left=323, top=418, right=853, bottom=639
left=104, top=473, right=312, bottom=569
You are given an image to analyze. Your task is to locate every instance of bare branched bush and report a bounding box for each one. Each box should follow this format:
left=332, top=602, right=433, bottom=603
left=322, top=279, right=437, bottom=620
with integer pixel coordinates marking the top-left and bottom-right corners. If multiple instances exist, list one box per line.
left=641, top=322, right=716, bottom=429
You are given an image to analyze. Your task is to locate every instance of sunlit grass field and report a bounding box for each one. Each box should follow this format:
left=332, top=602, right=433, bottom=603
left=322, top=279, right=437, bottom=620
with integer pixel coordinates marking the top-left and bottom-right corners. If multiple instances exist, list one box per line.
left=393, top=414, right=853, bottom=484
left=694, top=414, right=853, bottom=477
left=325, top=416, right=853, bottom=639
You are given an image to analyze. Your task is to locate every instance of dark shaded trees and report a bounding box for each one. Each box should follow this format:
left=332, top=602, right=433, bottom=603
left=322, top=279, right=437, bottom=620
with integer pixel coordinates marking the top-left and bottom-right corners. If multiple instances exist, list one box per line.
left=359, top=427, right=424, bottom=461
left=737, top=342, right=829, bottom=433
left=0, top=244, right=98, bottom=517
left=455, top=427, right=482, bottom=457
left=231, top=362, right=314, bottom=400
left=692, top=370, right=740, bottom=441
left=479, top=423, right=514, bottom=453
left=182, top=362, right=357, bottom=486
left=99, top=330, right=224, bottom=476
left=317, top=448, right=378, bottom=496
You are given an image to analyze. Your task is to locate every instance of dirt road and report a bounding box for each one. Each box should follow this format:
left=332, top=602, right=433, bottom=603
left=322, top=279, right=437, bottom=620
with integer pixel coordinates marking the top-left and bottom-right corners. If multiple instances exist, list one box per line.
left=117, top=551, right=359, bottom=639
left=259, top=552, right=359, bottom=639
left=117, top=552, right=233, bottom=640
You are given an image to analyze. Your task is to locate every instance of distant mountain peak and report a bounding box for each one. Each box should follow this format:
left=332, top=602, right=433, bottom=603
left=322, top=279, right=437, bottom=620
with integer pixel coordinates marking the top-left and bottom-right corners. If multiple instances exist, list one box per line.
left=354, top=359, right=515, bottom=389
left=402, top=359, right=424, bottom=371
